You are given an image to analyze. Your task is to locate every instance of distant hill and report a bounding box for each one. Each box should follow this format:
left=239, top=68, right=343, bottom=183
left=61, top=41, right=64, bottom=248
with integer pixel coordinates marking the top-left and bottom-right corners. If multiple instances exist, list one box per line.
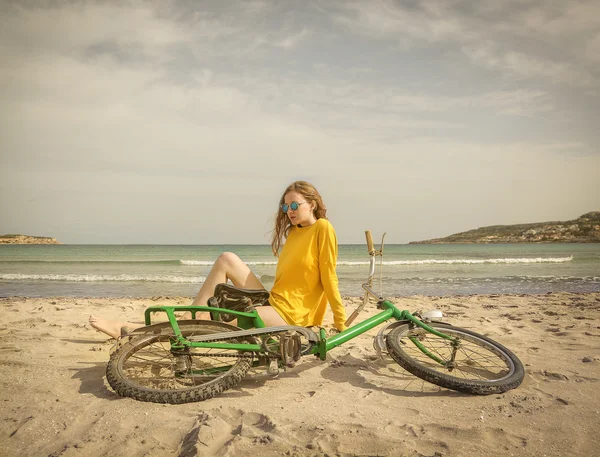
left=0, top=234, right=62, bottom=244
left=409, top=212, right=600, bottom=244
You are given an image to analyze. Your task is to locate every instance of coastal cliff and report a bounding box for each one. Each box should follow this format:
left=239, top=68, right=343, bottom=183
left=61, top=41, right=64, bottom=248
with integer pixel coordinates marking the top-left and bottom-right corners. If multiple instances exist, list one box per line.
left=0, top=234, right=62, bottom=245
left=410, top=211, right=600, bottom=244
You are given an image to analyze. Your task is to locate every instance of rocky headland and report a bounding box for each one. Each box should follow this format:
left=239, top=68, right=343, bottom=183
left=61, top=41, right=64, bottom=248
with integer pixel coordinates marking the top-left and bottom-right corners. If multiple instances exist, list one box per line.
left=410, top=211, right=600, bottom=244
left=0, top=234, right=62, bottom=244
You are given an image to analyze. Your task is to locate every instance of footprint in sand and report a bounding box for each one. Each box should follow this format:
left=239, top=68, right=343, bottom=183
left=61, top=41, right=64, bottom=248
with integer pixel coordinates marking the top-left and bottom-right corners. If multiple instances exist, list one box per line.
left=179, top=408, right=282, bottom=457
left=539, top=370, right=569, bottom=381
left=530, top=387, right=571, bottom=406
left=178, top=407, right=404, bottom=457
left=424, top=422, right=528, bottom=453
left=500, top=313, right=522, bottom=321
left=545, top=327, right=569, bottom=336
left=12, top=318, right=47, bottom=327
left=0, top=345, right=24, bottom=355
left=543, top=310, right=561, bottom=316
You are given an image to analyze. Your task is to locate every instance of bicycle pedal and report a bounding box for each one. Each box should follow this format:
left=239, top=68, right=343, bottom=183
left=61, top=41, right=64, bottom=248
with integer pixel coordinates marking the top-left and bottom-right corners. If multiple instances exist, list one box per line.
left=267, top=359, right=280, bottom=377
left=280, top=330, right=302, bottom=367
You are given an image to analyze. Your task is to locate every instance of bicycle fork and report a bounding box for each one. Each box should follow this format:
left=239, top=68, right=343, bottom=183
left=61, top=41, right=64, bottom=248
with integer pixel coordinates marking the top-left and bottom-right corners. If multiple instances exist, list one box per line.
left=367, top=299, right=461, bottom=369
left=402, top=311, right=461, bottom=369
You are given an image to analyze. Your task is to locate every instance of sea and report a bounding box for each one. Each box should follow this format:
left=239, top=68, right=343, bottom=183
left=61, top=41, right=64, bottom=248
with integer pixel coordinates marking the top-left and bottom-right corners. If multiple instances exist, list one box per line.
left=0, top=244, right=599, bottom=299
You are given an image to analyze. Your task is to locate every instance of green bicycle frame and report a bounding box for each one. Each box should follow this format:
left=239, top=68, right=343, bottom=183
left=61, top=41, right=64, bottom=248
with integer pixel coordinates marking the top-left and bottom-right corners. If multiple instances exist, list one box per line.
left=142, top=300, right=457, bottom=366
left=143, top=305, right=266, bottom=350
left=312, top=299, right=456, bottom=363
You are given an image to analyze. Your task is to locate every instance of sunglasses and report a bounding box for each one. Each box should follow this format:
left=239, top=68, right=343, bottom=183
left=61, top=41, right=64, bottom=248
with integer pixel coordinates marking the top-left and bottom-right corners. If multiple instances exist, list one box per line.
left=281, top=201, right=308, bottom=213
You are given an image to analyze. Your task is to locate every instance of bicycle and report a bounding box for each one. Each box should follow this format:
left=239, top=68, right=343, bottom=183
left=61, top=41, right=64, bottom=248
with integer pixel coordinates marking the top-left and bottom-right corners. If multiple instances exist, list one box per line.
left=106, top=231, right=525, bottom=404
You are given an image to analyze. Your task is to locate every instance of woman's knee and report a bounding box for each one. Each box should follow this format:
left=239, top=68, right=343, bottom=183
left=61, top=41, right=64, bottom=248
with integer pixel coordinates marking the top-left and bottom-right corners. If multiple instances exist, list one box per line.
left=216, top=252, right=243, bottom=268
left=214, top=251, right=259, bottom=288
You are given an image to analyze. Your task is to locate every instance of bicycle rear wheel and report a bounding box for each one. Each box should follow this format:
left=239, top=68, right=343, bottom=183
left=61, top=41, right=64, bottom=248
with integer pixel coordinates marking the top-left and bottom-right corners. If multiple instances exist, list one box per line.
left=386, top=322, right=524, bottom=395
left=107, top=320, right=253, bottom=404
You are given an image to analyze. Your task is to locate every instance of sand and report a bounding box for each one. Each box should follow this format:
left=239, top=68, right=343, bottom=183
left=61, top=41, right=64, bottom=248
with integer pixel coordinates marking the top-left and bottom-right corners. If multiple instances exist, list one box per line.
left=1, top=292, right=599, bottom=457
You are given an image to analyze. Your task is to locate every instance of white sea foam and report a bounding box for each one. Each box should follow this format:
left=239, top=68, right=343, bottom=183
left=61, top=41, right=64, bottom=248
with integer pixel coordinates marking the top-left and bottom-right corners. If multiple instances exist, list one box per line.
left=395, top=275, right=598, bottom=283
left=337, top=256, right=574, bottom=266
left=0, top=274, right=206, bottom=283
left=180, top=260, right=215, bottom=266
left=181, top=257, right=574, bottom=267
left=181, top=260, right=278, bottom=266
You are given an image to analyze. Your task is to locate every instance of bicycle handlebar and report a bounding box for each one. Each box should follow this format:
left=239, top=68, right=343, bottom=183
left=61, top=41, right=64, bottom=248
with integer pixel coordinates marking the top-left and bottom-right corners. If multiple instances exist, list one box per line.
left=346, top=230, right=380, bottom=326
left=365, top=230, right=374, bottom=254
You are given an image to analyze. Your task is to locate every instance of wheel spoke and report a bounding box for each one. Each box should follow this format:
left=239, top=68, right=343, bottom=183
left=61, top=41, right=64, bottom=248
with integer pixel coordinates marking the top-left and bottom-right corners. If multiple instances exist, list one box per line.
left=122, top=347, right=242, bottom=388
left=108, top=322, right=253, bottom=402
left=387, top=323, right=522, bottom=392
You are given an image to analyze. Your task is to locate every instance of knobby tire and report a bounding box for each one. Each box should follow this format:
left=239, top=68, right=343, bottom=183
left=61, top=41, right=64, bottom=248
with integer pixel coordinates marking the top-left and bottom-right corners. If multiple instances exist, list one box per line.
left=386, top=322, right=524, bottom=395
left=107, top=320, right=252, bottom=404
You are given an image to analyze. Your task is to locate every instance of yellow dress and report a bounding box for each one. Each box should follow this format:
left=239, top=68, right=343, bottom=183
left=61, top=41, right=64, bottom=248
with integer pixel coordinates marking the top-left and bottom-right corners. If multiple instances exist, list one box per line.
left=269, top=218, right=348, bottom=331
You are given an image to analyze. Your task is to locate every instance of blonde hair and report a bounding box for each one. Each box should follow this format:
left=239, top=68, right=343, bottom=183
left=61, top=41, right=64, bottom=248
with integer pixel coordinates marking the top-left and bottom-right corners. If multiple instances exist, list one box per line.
left=270, top=181, right=327, bottom=256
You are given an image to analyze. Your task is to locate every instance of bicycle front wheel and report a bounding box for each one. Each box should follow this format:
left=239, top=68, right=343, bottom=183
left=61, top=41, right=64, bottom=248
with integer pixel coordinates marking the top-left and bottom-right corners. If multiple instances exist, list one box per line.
left=386, top=322, right=524, bottom=395
left=107, top=321, right=253, bottom=404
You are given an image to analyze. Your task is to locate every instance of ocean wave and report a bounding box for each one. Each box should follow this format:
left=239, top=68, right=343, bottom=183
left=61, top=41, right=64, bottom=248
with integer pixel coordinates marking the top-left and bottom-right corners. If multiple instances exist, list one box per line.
left=180, top=260, right=278, bottom=266
left=0, top=259, right=183, bottom=265
left=0, top=256, right=575, bottom=267
left=388, top=275, right=599, bottom=283
left=259, top=274, right=276, bottom=282
left=338, top=256, right=574, bottom=266
left=0, top=274, right=206, bottom=283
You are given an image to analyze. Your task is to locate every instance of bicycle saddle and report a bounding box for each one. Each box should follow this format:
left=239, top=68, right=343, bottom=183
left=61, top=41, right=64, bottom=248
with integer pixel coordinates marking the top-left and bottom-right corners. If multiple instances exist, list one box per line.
left=208, top=283, right=270, bottom=322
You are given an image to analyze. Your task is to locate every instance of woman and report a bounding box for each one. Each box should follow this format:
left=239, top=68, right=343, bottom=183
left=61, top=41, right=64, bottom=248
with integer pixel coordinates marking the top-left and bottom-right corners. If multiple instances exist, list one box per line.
left=89, top=180, right=348, bottom=338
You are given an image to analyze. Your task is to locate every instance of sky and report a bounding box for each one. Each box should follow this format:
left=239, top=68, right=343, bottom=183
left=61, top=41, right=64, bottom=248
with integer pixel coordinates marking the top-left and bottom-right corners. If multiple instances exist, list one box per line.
left=1, top=0, right=599, bottom=244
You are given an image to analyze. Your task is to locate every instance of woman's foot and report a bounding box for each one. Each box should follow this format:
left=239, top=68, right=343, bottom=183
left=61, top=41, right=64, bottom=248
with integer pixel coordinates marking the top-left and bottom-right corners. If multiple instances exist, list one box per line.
left=89, top=315, right=131, bottom=339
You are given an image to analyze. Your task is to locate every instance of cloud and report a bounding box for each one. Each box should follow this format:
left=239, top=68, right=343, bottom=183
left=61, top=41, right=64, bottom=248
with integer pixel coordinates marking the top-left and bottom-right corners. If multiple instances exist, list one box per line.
left=0, top=1, right=598, bottom=243
left=0, top=2, right=191, bottom=58
left=461, top=43, right=597, bottom=87
left=274, top=28, right=310, bottom=49
left=1, top=3, right=557, bottom=175
left=328, top=0, right=600, bottom=88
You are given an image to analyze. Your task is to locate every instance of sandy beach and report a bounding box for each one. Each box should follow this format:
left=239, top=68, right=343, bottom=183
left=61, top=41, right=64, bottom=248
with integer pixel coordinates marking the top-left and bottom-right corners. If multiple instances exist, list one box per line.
left=1, top=292, right=599, bottom=457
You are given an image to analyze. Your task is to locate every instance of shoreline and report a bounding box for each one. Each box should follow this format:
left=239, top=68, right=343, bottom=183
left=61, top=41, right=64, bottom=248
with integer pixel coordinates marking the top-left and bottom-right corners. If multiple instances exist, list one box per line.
left=2, top=290, right=598, bottom=300
left=1, top=292, right=599, bottom=456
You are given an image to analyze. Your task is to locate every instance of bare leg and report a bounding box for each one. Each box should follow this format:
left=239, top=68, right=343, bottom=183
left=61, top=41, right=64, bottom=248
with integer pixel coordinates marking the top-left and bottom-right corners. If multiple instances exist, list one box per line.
left=191, top=252, right=266, bottom=307
left=255, top=306, right=287, bottom=326
left=226, top=306, right=287, bottom=328
left=89, top=252, right=267, bottom=339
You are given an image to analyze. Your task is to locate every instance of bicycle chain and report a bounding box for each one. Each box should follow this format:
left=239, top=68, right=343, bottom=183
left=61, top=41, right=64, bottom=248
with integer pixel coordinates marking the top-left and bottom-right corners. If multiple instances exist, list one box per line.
left=178, top=330, right=289, bottom=360
left=187, top=351, right=257, bottom=359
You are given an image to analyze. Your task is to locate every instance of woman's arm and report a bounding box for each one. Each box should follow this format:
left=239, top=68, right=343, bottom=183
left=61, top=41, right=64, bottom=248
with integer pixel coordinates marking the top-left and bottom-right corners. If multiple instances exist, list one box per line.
left=318, top=222, right=348, bottom=331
